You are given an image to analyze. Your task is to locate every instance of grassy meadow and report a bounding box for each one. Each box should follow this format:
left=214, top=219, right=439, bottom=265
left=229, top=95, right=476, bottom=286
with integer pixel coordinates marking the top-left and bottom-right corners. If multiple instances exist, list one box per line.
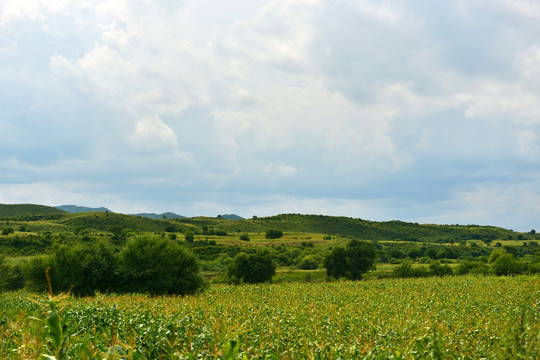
left=1, top=275, right=539, bottom=359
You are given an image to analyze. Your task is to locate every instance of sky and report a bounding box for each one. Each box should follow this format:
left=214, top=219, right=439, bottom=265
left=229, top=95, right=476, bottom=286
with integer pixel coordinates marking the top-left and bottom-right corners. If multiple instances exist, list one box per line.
left=1, top=0, right=539, bottom=231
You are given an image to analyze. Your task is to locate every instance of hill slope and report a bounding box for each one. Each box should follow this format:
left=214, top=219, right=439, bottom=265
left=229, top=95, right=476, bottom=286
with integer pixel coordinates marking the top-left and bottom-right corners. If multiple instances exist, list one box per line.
left=133, top=212, right=185, bottom=220
left=175, top=213, right=520, bottom=242
left=56, top=205, right=112, bottom=213
left=57, top=212, right=193, bottom=233
left=0, top=204, right=65, bottom=217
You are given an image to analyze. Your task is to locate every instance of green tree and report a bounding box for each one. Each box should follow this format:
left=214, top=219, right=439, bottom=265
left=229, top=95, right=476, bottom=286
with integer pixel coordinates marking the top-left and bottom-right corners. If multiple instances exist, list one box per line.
left=429, top=261, right=453, bottom=277
left=265, top=229, right=283, bottom=239
left=184, top=231, right=194, bottom=243
left=2, top=226, right=14, bottom=236
left=119, top=236, right=206, bottom=295
left=228, top=251, right=276, bottom=284
left=324, top=239, right=376, bottom=280
left=239, top=233, right=250, bottom=241
left=51, top=241, right=118, bottom=296
left=297, top=255, right=319, bottom=270
left=491, top=253, right=524, bottom=276
left=0, top=257, right=24, bottom=291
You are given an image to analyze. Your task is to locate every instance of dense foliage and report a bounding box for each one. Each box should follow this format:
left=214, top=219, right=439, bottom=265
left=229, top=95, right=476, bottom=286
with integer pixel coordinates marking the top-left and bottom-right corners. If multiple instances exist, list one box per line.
left=23, top=236, right=206, bottom=296
left=324, top=239, right=377, bottom=280
left=228, top=251, right=276, bottom=284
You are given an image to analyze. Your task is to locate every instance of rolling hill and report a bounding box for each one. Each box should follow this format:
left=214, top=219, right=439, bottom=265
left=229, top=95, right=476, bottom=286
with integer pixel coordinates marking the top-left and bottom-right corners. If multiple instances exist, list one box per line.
left=55, top=205, right=112, bottom=213
left=0, top=204, right=65, bottom=217
left=133, top=212, right=185, bottom=220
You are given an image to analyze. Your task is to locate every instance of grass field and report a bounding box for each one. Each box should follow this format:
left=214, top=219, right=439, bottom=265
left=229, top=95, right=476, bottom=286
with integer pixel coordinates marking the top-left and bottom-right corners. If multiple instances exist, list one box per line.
left=1, top=275, right=538, bottom=359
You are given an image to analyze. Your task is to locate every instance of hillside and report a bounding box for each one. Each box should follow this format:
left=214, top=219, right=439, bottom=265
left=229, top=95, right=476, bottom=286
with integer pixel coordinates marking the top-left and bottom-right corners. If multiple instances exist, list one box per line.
left=0, top=203, right=65, bottom=217
left=57, top=212, right=193, bottom=233
left=133, top=212, right=185, bottom=220
left=55, top=205, right=112, bottom=213
left=175, top=213, right=521, bottom=242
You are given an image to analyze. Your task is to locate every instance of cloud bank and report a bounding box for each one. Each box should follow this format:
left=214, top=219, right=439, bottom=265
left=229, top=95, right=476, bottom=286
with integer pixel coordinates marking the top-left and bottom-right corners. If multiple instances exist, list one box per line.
left=1, top=0, right=539, bottom=230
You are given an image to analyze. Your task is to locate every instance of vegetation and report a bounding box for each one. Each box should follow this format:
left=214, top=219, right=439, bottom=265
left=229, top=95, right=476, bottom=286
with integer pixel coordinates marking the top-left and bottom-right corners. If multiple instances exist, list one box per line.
left=0, top=205, right=540, bottom=358
left=324, top=239, right=377, bottom=280
left=0, top=276, right=538, bottom=358
left=0, top=203, right=65, bottom=217
left=265, top=229, right=283, bottom=239
left=227, top=251, right=276, bottom=284
left=22, top=236, right=206, bottom=296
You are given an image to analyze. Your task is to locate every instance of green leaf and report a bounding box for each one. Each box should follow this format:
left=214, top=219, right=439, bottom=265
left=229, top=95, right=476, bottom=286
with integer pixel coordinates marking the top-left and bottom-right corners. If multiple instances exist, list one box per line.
left=38, top=355, right=57, bottom=360
left=224, top=340, right=239, bottom=360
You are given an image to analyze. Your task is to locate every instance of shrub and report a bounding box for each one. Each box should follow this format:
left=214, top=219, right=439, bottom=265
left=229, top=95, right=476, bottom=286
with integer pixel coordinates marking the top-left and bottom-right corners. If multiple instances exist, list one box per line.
left=324, top=239, right=376, bottom=280
left=455, top=260, right=490, bottom=275
left=228, top=251, right=276, bottom=284
left=429, top=261, right=453, bottom=277
left=23, top=255, right=53, bottom=292
left=491, top=253, right=525, bottom=276
left=265, top=229, right=283, bottom=239
left=2, top=226, right=14, bottom=236
left=51, top=241, right=118, bottom=296
left=297, top=255, right=319, bottom=270
left=393, top=261, right=429, bottom=278
left=239, top=233, right=250, bottom=241
left=185, top=231, right=194, bottom=243
left=0, top=257, right=24, bottom=291
left=119, top=236, right=206, bottom=295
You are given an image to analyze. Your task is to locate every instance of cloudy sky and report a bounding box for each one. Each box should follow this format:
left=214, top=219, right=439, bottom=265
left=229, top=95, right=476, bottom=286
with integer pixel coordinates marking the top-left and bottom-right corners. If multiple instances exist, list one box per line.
left=1, top=0, right=539, bottom=230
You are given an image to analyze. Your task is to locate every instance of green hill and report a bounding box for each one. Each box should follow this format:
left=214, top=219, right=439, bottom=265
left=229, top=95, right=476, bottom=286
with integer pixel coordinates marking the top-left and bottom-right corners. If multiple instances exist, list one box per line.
left=0, top=204, right=65, bottom=217
left=55, top=205, right=112, bottom=213
left=132, top=212, right=185, bottom=220
left=57, top=212, right=193, bottom=233
left=175, top=213, right=520, bottom=242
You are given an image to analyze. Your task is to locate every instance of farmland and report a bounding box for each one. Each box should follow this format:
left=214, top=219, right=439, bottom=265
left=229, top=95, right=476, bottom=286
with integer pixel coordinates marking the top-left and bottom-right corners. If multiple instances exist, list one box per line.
left=1, top=205, right=539, bottom=358
left=1, top=276, right=539, bottom=359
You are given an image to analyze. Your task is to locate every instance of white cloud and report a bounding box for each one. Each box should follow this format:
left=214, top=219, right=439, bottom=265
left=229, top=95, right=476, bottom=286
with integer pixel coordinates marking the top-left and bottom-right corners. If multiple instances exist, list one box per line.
left=1, top=0, right=539, bottom=229
left=131, top=114, right=179, bottom=152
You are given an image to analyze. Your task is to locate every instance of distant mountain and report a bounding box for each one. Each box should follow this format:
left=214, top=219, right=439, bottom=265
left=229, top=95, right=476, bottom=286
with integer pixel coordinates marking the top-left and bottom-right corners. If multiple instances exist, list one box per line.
left=221, top=214, right=244, bottom=220
left=56, top=205, right=112, bottom=213
left=133, top=212, right=185, bottom=220
left=0, top=203, right=65, bottom=217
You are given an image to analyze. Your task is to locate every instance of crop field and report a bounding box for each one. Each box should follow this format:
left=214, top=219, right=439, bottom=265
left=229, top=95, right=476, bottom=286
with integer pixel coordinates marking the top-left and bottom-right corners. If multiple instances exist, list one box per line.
left=1, top=275, right=539, bottom=359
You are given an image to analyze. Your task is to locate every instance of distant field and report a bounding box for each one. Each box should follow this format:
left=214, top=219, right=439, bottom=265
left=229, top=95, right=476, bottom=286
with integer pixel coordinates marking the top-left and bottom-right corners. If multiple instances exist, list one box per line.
left=1, top=275, right=538, bottom=359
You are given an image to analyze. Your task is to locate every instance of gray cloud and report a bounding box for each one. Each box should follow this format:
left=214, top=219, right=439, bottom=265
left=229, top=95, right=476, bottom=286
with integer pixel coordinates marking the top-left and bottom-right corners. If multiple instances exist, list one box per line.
left=0, top=0, right=539, bottom=230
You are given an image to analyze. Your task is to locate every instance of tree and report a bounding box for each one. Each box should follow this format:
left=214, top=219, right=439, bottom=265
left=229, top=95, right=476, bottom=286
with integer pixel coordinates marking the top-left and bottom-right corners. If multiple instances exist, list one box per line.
left=265, top=229, right=283, bottom=239
left=228, top=251, right=276, bottom=284
left=491, top=253, right=524, bottom=276
left=2, top=226, right=14, bottom=236
left=429, top=261, right=453, bottom=277
left=239, top=233, right=250, bottom=241
left=184, top=231, right=194, bottom=243
left=51, top=241, right=118, bottom=296
left=297, top=255, right=319, bottom=270
left=324, top=239, right=376, bottom=280
left=119, top=236, right=206, bottom=295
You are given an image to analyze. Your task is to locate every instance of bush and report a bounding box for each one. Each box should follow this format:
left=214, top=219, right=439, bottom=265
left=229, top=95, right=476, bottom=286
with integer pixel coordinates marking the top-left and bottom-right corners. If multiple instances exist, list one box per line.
left=228, top=251, right=276, bottom=284
left=265, top=229, right=283, bottom=239
left=491, top=253, right=525, bottom=276
left=324, top=239, right=376, bottom=280
left=297, top=255, right=319, bottom=270
left=185, top=232, right=194, bottom=243
left=23, top=255, right=53, bottom=292
left=51, top=241, right=118, bottom=296
left=2, top=226, right=14, bottom=236
left=454, top=260, right=490, bottom=275
left=429, top=261, right=453, bottom=277
left=0, top=257, right=24, bottom=291
left=239, top=233, right=250, bottom=241
left=119, top=236, right=206, bottom=295
left=393, top=261, right=429, bottom=278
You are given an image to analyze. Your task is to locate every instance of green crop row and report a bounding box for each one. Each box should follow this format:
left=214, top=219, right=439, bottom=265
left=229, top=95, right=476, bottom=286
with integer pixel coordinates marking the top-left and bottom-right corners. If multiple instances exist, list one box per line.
left=1, top=275, right=539, bottom=359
